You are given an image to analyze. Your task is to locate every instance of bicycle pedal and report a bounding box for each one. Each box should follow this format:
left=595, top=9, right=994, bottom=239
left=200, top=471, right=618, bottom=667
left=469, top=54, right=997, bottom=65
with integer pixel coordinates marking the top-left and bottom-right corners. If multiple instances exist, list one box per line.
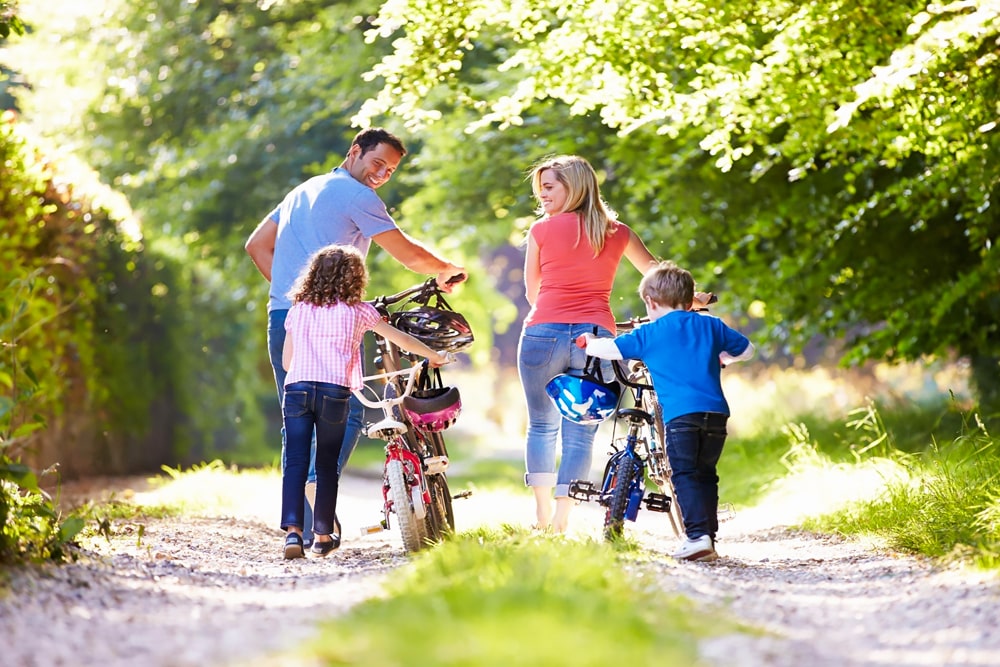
left=643, top=492, right=672, bottom=513
left=452, top=490, right=473, bottom=500
left=360, top=523, right=385, bottom=535
left=568, top=480, right=601, bottom=502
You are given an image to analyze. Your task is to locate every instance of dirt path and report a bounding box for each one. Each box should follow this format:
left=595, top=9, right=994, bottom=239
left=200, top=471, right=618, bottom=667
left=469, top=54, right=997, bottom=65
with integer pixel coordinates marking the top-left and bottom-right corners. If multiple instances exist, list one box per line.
left=1, top=472, right=997, bottom=667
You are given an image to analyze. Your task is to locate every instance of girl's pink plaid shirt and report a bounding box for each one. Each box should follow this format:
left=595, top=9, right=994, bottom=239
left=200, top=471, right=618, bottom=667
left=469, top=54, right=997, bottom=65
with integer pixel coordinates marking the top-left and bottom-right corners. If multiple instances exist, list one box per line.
left=283, top=301, right=382, bottom=390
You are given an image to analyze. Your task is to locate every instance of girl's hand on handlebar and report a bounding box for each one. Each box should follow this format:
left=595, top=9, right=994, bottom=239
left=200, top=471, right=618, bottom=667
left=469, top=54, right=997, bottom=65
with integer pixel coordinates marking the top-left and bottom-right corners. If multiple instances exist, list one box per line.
left=428, top=350, right=454, bottom=368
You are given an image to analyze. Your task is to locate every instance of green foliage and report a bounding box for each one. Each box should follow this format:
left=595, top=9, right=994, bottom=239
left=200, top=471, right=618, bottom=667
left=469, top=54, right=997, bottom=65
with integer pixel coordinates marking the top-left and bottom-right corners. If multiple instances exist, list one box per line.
left=357, top=0, right=1000, bottom=408
left=1, top=101, right=269, bottom=475
left=15, top=0, right=394, bottom=273
left=0, top=462, right=84, bottom=564
left=0, top=1, right=24, bottom=38
left=306, top=528, right=727, bottom=666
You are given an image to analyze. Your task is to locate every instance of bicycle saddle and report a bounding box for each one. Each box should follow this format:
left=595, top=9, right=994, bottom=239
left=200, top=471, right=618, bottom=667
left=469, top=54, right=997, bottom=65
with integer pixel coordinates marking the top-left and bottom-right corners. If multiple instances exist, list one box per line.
left=365, top=417, right=407, bottom=439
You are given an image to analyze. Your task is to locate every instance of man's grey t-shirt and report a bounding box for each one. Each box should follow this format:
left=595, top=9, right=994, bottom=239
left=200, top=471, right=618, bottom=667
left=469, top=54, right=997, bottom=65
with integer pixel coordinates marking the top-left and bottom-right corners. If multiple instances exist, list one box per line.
left=268, top=167, right=398, bottom=312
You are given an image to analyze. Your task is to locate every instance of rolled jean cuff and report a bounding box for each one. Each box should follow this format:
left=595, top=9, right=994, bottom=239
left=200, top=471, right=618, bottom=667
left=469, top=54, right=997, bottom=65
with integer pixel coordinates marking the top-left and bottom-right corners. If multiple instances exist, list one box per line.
left=554, top=483, right=572, bottom=498
left=524, top=472, right=557, bottom=488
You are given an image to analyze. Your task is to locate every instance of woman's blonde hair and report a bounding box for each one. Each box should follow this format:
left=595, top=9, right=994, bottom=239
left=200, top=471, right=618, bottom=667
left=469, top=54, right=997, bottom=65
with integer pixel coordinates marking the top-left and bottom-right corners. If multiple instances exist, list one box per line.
left=288, top=244, right=368, bottom=307
left=530, top=155, right=618, bottom=255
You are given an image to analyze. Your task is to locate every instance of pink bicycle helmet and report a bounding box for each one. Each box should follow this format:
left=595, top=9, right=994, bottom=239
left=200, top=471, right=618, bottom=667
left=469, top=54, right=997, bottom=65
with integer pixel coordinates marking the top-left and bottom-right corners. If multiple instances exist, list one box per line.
left=403, top=386, right=463, bottom=432
left=402, top=366, right=462, bottom=432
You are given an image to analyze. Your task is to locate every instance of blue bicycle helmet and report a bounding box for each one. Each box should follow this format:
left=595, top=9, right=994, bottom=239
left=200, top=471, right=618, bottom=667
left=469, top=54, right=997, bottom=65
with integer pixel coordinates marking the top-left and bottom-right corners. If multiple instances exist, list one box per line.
left=545, top=355, right=621, bottom=424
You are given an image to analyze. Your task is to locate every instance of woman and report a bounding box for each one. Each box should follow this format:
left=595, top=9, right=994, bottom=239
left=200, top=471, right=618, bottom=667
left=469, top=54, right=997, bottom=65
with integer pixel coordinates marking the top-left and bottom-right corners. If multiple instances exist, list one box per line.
left=518, top=155, right=658, bottom=533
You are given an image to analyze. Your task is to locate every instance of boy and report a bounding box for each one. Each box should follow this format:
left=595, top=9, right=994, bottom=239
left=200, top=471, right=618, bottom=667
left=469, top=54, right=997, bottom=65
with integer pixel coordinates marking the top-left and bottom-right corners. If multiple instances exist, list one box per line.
left=579, top=261, right=754, bottom=561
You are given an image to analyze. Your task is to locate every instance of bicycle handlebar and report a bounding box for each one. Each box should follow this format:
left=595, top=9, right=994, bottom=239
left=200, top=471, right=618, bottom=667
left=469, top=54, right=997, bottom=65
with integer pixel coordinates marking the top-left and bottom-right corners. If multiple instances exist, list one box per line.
left=611, top=358, right=655, bottom=392
left=369, top=277, right=443, bottom=310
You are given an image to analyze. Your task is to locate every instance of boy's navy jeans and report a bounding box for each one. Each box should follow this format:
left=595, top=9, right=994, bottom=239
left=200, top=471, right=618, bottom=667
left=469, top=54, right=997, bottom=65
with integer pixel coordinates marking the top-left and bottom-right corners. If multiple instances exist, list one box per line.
left=664, top=411, right=728, bottom=540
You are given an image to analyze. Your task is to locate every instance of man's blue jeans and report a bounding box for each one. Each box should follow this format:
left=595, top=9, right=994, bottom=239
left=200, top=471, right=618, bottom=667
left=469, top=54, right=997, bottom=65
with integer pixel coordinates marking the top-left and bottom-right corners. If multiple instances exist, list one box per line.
left=268, top=309, right=364, bottom=541
left=664, top=411, right=728, bottom=540
left=517, top=322, right=614, bottom=497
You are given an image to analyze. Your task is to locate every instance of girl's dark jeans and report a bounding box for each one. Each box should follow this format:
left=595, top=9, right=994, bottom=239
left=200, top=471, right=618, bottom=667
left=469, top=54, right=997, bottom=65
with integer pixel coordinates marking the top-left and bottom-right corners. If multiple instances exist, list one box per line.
left=281, top=381, right=351, bottom=537
left=664, top=411, right=729, bottom=540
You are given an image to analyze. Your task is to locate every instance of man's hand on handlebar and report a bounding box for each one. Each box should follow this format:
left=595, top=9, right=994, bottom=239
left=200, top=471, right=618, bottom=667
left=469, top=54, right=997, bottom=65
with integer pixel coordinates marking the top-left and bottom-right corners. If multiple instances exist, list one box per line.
left=436, top=267, right=467, bottom=293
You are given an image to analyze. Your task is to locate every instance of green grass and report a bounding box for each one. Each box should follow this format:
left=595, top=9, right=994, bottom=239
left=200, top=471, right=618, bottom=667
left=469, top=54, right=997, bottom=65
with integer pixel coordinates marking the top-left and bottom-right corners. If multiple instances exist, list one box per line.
left=804, top=424, right=1000, bottom=568
left=303, top=527, right=737, bottom=666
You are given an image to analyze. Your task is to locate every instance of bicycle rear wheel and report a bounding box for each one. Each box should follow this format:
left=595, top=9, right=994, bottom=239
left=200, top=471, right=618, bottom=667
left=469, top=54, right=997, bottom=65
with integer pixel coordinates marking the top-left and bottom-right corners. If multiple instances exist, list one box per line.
left=426, top=431, right=455, bottom=529
left=386, top=458, right=426, bottom=553
left=604, top=453, right=639, bottom=541
left=424, top=473, right=453, bottom=541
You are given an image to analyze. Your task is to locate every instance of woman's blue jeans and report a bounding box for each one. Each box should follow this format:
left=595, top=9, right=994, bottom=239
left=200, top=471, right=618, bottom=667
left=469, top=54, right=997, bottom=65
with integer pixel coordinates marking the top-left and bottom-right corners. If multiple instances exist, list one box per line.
left=281, top=381, right=351, bottom=536
left=517, top=322, right=614, bottom=497
left=664, top=411, right=728, bottom=540
left=268, top=309, right=363, bottom=540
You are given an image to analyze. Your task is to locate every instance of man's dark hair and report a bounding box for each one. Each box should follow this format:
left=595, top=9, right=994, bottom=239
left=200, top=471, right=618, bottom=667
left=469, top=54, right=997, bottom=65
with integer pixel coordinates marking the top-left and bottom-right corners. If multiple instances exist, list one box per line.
left=352, top=127, right=407, bottom=157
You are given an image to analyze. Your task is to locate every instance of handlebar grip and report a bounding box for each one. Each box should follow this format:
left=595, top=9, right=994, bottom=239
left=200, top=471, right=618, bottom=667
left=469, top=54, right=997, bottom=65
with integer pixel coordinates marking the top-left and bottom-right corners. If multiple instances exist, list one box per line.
left=575, top=334, right=587, bottom=349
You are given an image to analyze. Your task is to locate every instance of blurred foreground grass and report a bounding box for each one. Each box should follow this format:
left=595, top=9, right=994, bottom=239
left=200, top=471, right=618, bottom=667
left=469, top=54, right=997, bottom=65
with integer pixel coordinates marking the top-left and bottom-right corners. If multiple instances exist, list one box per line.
left=304, top=527, right=739, bottom=667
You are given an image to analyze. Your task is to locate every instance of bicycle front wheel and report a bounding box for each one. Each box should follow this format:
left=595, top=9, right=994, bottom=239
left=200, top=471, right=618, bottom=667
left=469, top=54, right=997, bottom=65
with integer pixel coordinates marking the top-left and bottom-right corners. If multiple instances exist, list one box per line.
left=604, top=453, right=639, bottom=541
left=386, top=459, right=426, bottom=553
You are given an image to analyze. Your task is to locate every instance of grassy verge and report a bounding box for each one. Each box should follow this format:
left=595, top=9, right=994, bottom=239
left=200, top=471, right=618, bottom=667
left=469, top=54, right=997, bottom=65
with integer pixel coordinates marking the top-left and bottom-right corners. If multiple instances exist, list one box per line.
left=302, top=527, right=739, bottom=667
left=802, top=413, right=1000, bottom=568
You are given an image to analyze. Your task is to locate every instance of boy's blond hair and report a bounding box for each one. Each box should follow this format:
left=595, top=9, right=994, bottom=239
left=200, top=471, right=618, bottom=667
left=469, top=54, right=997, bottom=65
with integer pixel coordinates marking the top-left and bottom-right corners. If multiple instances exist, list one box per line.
left=639, top=261, right=694, bottom=310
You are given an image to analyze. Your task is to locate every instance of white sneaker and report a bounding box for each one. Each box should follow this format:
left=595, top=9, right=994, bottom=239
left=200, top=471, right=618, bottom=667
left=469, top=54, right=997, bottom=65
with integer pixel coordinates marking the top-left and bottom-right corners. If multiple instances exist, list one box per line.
left=672, top=534, right=718, bottom=562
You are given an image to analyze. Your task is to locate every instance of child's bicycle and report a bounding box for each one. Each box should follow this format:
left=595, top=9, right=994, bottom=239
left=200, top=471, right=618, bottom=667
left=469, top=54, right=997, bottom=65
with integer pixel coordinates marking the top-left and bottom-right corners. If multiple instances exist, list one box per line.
left=352, top=278, right=473, bottom=553
left=567, top=331, right=686, bottom=540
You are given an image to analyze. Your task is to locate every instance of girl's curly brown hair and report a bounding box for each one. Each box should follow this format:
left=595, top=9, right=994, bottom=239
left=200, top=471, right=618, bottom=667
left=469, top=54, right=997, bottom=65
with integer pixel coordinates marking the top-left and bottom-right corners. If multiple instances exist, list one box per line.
left=288, top=244, right=368, bottom=307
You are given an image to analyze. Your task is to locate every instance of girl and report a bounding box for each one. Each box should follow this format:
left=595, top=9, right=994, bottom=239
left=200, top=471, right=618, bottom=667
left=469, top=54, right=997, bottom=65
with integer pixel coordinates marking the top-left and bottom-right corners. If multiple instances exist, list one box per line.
left=518, top=155, right=659, bottom=533
left=280, top=244, right=450, bottom=559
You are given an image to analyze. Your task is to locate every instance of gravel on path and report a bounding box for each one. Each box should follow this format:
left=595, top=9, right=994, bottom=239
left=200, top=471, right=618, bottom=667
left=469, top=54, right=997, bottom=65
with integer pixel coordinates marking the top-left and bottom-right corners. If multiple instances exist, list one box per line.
left=1, top=471, right=997, bottom=667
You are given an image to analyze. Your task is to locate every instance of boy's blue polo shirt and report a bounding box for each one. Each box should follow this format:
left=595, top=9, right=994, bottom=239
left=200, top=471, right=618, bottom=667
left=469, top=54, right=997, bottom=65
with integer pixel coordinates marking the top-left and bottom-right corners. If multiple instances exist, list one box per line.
left=613, top=311, right=751, bottom=423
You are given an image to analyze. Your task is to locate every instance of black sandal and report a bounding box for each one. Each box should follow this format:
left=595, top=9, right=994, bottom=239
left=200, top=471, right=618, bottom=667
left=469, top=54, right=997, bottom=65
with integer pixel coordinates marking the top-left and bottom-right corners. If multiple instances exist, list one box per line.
left=283, top=532, right=304, bottom=560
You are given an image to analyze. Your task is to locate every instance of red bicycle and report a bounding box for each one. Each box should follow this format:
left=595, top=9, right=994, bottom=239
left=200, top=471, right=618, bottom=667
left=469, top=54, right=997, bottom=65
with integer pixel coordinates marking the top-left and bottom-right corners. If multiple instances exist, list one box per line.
left=353, top=279, right=472, bottom=553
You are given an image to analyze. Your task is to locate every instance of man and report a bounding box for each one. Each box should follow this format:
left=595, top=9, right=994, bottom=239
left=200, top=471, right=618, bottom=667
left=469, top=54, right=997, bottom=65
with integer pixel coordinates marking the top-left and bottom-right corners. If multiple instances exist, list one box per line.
left=245, top=127, right=466, bottom=548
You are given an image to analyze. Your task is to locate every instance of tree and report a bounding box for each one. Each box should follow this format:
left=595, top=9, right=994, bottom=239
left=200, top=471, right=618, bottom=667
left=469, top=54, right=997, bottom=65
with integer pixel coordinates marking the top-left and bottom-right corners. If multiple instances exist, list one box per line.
left=356, top=0, right=1000, bottom=416
left=0, top=1, right=24, bottom=38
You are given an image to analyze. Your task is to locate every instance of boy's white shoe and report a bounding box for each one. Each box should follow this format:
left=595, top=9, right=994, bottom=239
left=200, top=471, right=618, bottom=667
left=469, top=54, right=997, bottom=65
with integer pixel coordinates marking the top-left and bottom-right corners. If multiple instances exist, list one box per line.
left=672, top=534, right=719, bottom=562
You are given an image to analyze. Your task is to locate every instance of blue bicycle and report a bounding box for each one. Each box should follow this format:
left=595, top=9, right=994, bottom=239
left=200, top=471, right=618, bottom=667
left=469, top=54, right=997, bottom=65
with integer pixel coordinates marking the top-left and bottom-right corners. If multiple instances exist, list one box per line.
left=568, top=316, right=687, bottom=541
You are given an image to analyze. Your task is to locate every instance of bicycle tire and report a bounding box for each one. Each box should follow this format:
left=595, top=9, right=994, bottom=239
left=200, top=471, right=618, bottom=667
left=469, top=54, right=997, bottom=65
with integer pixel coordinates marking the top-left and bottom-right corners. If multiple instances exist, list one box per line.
left=424, top=473, right=453, bottom=541
left=386, top=458, right=425, bottom=553
left=426, top=431, right=455, bottom=528
left=641, top=392, right=685, bottom=537
left=604, top=453, right=639, bottom=541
